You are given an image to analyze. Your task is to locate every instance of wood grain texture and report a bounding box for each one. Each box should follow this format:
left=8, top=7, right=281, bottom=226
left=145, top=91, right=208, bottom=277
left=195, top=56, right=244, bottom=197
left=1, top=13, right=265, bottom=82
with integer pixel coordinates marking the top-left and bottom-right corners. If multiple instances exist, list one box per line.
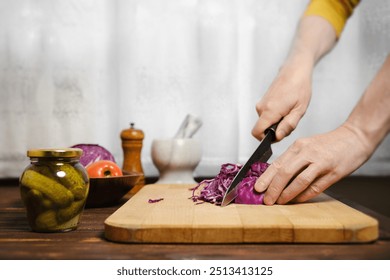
left=104, top=184, right=379, bottom=243
left=1, top=182, right=390, bottom=260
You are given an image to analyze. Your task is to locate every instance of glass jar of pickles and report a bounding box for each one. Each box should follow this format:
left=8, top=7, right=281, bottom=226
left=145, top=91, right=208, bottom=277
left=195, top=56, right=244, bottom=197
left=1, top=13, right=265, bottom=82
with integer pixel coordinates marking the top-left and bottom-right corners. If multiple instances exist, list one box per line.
left=20, top=148, right=89, bottom=232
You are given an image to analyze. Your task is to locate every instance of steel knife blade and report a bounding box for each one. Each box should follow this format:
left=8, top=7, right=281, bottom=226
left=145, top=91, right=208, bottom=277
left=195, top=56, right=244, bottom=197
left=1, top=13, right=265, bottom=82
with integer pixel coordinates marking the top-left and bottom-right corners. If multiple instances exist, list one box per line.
left=220, top=123, right=278, bottom=207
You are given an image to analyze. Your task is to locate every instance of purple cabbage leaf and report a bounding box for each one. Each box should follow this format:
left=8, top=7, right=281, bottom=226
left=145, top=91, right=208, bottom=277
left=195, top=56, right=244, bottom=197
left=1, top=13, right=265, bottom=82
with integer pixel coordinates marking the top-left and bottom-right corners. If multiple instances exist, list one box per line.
left=70, top=144, right=116, bottom=167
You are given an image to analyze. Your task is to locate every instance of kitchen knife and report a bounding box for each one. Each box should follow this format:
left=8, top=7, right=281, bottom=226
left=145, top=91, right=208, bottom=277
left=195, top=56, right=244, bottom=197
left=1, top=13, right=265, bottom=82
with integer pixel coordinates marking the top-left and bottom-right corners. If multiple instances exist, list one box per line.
left=220, top=123, right=278, bottom=207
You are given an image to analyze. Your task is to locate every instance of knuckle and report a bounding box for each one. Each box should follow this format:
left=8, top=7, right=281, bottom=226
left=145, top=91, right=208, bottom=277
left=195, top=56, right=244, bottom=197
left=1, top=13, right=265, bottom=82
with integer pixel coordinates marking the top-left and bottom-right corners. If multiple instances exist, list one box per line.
left=267, top=185, right=280, bottom=195
left=255, top=101, right=265, bottom=114
left=262, top=101, right=275, bottom=112
left=282, top=118, right=298, bottom=132
left=294, top=184, right=322, bottom=203
left=270, top=160, right=283, bottom=172
left=309, top=184, right=321, bottom=195
left=291, top=137, right=311, bottom=151
left=271, top=160, right=295, bottom=179
left=258, top=100, right=279, bottom=117
left=294, top=138, right=309, bottom=147
left=296, top=174, right=313, bottom=186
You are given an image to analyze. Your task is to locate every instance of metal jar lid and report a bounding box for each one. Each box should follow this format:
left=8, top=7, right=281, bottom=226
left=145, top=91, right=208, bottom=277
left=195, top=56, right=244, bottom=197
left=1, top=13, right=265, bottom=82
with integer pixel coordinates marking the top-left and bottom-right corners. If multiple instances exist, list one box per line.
left=27, top=148, right=83, bottom=158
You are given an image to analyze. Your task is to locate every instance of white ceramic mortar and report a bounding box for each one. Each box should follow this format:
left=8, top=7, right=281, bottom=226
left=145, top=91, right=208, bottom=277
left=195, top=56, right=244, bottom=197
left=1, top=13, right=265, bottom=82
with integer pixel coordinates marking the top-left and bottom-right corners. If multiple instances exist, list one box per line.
left=151, top=138, right=202, bottom=184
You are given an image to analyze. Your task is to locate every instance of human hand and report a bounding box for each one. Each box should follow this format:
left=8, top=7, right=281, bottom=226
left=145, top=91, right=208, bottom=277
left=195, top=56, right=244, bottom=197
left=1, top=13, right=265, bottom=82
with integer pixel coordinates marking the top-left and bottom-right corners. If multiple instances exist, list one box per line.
left=251, top=62, right=312, bottom=142
left=254, top=125, right=372, bottom=205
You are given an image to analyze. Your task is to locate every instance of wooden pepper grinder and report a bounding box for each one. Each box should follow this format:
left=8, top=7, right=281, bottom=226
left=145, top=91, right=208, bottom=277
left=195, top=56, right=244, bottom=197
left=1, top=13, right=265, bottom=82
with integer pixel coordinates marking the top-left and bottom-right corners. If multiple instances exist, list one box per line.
left=120, top=122, right=145, bottom=193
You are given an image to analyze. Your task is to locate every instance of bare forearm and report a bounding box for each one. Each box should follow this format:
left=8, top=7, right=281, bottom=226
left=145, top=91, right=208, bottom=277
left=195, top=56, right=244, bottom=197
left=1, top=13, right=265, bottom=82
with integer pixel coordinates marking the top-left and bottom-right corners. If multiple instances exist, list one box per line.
left=252, top=16, right=338, bottom=141
left=343, top=54, right=390, bottom=155
left=283, top=16, right=337, bottom=72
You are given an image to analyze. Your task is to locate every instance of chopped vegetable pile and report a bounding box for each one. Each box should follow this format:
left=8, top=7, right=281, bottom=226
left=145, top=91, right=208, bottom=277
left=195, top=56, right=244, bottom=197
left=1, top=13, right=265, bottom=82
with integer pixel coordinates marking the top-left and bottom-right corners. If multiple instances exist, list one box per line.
left=190, top=162, right=269, bottom=205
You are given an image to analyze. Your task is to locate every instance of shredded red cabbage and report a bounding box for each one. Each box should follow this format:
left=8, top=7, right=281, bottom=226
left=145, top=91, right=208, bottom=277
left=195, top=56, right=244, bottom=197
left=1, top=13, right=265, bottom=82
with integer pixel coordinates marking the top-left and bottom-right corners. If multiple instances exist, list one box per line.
left=190, top=162, right=269, bottom=205
left=71, top=144, right=116, bottom=167
left=148, top=198, right=164, bottom=203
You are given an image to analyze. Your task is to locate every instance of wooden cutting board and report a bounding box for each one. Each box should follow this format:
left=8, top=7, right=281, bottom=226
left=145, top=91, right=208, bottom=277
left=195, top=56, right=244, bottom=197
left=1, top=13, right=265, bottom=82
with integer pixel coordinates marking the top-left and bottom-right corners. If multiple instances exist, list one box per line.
left=104, top=184, right=378, bottom=243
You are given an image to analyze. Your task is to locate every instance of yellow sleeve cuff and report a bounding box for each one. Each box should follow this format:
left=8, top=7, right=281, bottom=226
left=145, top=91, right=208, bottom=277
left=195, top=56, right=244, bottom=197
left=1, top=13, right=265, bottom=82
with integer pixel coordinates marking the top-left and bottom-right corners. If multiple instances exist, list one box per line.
left=304, top=0, right=360, bottom=38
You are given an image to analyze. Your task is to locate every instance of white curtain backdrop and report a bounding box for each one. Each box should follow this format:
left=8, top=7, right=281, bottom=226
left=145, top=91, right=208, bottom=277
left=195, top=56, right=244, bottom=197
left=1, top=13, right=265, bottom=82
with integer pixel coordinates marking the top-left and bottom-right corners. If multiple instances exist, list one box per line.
left=0, top=0, right=389, bottom=178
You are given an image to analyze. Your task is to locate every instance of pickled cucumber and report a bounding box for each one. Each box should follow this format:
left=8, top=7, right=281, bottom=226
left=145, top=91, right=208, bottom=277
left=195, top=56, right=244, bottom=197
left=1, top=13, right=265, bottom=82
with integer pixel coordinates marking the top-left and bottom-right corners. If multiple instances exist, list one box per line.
left=57, top=199, right=86, bottom=224
left=35, top=210, right=58, bottom=230
left=52, top=215, right=79, bottom=231
left=52, top=164, right=88, bottom=200
left=21, top=170, right=74, bottom=207
left=21, top=189, right=45, bottom=225
left=21, top=188, right=54, bottom=211
left=30, top=164, right=57, bottom=181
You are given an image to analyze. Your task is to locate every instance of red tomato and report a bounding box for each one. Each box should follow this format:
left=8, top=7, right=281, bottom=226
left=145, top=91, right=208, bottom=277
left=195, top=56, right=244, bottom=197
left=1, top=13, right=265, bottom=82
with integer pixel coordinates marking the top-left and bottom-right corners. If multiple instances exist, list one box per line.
left=86, top=160, right=123, bottom=178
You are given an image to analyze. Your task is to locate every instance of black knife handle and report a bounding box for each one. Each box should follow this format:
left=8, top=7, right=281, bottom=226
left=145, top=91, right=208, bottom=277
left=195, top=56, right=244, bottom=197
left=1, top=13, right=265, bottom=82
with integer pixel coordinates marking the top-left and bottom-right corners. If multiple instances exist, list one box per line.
left=265, top=122, right=279, bottom=141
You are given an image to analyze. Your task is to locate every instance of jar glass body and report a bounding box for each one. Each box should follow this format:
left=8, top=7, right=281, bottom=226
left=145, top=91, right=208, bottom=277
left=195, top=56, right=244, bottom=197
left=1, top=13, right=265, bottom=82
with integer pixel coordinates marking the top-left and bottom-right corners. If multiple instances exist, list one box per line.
left=20, top=150, right=89, bottom=233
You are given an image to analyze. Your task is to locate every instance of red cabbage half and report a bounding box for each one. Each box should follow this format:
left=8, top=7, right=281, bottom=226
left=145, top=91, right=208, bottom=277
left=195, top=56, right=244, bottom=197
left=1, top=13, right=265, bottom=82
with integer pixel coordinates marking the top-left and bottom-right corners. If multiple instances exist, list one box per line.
left=190, top=162, right=269, bottom=205
left=70, top=144, right=116, bottom=167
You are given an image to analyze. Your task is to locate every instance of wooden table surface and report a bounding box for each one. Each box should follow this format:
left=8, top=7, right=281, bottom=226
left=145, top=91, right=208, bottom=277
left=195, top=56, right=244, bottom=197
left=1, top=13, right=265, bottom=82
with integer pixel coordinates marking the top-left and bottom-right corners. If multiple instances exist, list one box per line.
left=1, top=178, right=390, bottom=260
